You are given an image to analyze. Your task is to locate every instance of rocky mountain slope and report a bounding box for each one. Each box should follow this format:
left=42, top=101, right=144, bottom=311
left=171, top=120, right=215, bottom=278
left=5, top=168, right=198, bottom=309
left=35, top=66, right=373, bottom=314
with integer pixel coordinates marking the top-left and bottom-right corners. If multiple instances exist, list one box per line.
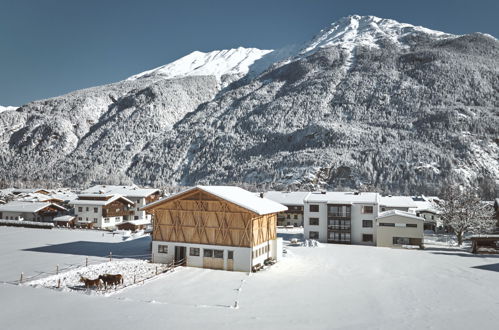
left=1, top=15, right=498, bottom=196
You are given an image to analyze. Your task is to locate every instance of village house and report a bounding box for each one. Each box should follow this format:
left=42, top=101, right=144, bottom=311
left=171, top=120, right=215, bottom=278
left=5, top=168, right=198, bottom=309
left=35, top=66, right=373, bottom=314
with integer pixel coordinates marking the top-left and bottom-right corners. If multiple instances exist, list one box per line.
left=304, top=191, right=379, bottom=245
left=264, top=191, right=309, bottom=227
left=376, top=210, right=424, bottom=248
left=142, top=186, right=287, bottom=272
left=412, top=196, right=442, bottom=232
left=379, top=195, right=418, bottom=213
left=81, top=185, right=160, bottom=223
left=0, top=201, right=67, bottom=222
left=70, top=194, right=135, bottom=229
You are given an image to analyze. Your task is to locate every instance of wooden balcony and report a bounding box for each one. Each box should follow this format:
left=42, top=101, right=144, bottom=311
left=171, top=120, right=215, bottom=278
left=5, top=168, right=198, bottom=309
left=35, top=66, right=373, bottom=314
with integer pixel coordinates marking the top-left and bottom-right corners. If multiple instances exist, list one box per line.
left=102, top=209, right=134, bottom=217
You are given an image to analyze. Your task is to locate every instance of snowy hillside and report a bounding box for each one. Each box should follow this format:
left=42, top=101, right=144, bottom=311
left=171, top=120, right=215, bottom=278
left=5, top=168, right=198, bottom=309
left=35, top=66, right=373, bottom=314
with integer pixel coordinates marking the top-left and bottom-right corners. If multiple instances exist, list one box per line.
left=0, top=15, right=498, bottom=196
left=0, top=105, right=17, bottom=113
left=127, top=47, right=273, bottom=84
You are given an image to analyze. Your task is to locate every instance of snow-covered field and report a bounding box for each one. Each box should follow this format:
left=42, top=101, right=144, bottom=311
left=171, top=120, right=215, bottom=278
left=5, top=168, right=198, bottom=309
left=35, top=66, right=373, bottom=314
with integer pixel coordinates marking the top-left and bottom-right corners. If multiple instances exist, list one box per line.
left=2, top=227, right=499, bottom=329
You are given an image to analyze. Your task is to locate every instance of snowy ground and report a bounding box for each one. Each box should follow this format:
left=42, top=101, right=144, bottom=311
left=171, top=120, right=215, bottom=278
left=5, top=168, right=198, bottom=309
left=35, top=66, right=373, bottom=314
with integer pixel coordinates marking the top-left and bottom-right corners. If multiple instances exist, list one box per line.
left=2, top=227, right=499, bottom=329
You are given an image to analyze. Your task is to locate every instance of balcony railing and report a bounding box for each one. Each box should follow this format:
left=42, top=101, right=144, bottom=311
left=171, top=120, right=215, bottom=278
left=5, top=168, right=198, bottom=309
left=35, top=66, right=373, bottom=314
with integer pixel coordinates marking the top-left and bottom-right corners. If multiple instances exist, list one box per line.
left=328, top=225, right=351, bottom=231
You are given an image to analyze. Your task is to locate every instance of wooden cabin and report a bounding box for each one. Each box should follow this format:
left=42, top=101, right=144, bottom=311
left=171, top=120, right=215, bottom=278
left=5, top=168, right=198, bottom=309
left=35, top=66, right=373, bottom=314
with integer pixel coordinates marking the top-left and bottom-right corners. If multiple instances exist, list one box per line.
left=70, top=194, right=134, bottom=229
left=142, top=186, right=287, bottom=272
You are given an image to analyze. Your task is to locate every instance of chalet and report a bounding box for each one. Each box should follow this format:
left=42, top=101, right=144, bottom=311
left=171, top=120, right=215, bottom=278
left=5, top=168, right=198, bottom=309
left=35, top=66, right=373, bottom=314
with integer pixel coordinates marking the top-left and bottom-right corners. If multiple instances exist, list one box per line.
left=0, top=201, right=67, bottom=222
left=264, top=191, right=310, bottom=227
left=81, top=185, right=160, bottom=222
left=142, top=186, right=287, bottom=272
left=376, top=210, right=424, bottom=248
left=70, top=194, right=135, bottom=229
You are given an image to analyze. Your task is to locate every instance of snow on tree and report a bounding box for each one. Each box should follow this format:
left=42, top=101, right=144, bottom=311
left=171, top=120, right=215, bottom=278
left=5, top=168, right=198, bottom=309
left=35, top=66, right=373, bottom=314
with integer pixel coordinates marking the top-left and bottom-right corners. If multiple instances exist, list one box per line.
left=438, top=185, right=496, bottom=245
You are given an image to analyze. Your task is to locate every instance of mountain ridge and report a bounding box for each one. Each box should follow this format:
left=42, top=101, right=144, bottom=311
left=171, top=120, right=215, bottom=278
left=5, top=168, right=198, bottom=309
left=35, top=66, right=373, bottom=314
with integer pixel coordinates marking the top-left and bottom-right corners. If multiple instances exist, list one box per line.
left=0, top=15, right=498, bottom=197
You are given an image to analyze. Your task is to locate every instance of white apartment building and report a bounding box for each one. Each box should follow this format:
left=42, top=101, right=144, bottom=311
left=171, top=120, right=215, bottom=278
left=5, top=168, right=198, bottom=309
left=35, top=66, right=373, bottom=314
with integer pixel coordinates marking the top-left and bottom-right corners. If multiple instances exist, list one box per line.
left=70, top=194, right=135, bottom=229
left=80, top=185, right=160, bottom=222
left=304, top=192, right=379, bottom=245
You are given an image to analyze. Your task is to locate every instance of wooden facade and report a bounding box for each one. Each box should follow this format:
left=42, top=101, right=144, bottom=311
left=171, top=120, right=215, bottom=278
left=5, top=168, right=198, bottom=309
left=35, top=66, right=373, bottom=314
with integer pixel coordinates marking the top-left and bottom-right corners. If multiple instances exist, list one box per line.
left=147, top=189, right=277, bottom=248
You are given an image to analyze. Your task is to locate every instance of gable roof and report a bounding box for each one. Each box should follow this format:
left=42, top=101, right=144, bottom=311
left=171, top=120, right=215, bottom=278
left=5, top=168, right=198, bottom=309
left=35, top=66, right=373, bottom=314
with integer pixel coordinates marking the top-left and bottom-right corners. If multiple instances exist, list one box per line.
left=0, top=201, right=67, bottom=213
left=81, top=185, right=159, bottom=198
left=263, top=191, right=310, bottom=206
left=377, top=210, right=424, bottom=221
left=70, top=194, right=134, bottom=206
left=379, top=196, right=418, bottom=208
left=143, top=185, right=287, bottom=215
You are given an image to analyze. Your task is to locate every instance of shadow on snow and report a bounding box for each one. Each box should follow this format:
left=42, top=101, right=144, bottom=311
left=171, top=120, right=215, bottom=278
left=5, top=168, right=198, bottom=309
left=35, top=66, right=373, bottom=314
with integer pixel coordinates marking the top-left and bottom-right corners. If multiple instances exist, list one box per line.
left=22, top=236, right=151, bottom=259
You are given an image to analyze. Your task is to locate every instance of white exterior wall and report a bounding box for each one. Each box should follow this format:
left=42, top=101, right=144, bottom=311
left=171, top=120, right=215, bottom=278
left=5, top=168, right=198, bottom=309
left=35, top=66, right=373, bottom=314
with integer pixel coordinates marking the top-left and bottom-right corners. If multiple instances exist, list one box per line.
left=152, top=238, right=281, bottom=273
left=351, top=203, right=377, bottom=245
left=303, top=201, right=328, bottom=241
left=0, top=211, right=36, bottom=221
left=304, top=201, right=378, bottom=245
left=74, top=205, right=123, bottom=229
left=376, top=215, right=424, bottom=248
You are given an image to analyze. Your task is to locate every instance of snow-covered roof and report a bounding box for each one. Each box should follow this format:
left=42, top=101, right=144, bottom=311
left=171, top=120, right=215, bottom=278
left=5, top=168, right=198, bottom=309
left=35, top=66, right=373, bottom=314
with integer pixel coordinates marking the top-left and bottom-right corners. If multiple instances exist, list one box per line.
left=0, top=201, right=67, bottom=213
left=380, top=196, right=418, bottom=208
left=70, top=194, right=134, bottom=206
left=377, top=210, right=424, bottom=221
left=81, top=185, right=159, bottom=198
left=53, top=215, right=75, bottom=222
left=304, top=191, right=378, bottom=204
left=263, top=191, right=311, bottom=206
left=118, top=219, right=151, bottom=226
left=143, top=186, right=287, bottom=215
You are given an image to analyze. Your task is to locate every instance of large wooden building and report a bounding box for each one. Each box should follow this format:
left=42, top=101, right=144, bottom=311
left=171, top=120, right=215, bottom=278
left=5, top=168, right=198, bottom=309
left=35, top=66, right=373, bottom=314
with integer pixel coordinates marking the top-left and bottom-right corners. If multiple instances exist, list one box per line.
left=142, top=186, right=287, bottom=272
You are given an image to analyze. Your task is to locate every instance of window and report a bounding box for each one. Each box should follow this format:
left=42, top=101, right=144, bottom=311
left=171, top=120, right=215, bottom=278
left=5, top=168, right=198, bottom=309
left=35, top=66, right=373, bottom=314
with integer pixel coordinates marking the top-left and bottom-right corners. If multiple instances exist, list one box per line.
left=104, top=218, right=110, bottom=223
left=287, top=214, right=291, bottom=219
left=134, top=216, right=139, bottom=220
left=189, top=248, right=200, bottom=256
left=93, top=208, right=98, bottom=213
left=228, top=251, right=234, bottom=260
left=214, top=250, right=224, bottom=258
left=78, top=207, right=82, bottom=212
left=362, top=206, right=373, bottom=214
left=363, top=234, right=373, bottom=242
left=293, top=214, right=298, bottom=219
left=309, top=217, right=319, bottom=226
left=158, top=245, right=168, bottom=253
left=78, top=217, right=82, bottom=221
left=379, top=222, right=395, bottom=227
left=406, top=223, right=417, bottom=228
left=93, top=218, right=98, bottom=223
left=393, top=237, right=410, bottom=245
left=309, top=231, right=319, bottom=239
left=204, top=249, right=213, bottom=258
left=362, top=220, right=373, bottom=228
left=309, top=205, right=319, bottom=212
left=115, top=217, right=121, bottom=223
left=86, top=207, right=89, bottom=212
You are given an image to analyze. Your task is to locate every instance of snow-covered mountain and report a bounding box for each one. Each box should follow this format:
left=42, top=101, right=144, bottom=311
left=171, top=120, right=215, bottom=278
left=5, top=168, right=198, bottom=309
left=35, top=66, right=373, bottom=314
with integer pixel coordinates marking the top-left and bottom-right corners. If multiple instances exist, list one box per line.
left=127, top=47, right=273, bottom=84
left=0, top=15, right=498, bottom=197
left=0, top=105, right=17, bottom=113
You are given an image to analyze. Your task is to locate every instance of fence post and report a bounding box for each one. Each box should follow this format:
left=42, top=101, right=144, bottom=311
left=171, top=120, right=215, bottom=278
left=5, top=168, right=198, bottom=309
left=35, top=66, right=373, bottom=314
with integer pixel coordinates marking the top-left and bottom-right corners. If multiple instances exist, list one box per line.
left=57, top=279, right=61, bottom=288
left=56, top=264, right=59, bottom=275
left=134, top=275, right=136, bottom=284
left=85, top=257, right=88, bottom=267
left=19, top=272, right=24, bottom=284
left=109, top=252, right=112, bottom=262
left=155, top=266, right=158, bottom=275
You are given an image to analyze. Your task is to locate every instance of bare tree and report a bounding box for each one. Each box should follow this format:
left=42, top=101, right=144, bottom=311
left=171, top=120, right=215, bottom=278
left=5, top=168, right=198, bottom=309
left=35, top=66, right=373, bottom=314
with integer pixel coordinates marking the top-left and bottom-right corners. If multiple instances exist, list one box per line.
left=438, top=186, right=496, bottom=245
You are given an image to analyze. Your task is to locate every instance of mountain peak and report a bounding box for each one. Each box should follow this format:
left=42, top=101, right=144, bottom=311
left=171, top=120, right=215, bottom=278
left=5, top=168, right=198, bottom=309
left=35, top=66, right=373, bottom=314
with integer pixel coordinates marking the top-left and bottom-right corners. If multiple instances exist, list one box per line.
left=127, top=47, right=273, bottom=82
left=301, top=15, right=453, bottom=55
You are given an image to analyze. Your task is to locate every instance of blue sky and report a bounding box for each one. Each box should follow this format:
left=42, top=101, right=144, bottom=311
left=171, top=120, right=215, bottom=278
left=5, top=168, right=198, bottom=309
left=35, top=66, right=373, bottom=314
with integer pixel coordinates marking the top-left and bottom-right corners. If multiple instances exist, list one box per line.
left=1, top=0, right=498, bottom=106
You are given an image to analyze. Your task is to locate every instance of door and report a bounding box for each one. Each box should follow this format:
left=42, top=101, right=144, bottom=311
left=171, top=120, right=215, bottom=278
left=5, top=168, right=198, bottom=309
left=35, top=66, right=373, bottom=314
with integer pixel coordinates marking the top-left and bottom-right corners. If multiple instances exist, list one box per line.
left=227, top=251, right=234, bottom=271
left=174, top=246, right=186, bottom=266
left=203, top=249, right=224, bottom=270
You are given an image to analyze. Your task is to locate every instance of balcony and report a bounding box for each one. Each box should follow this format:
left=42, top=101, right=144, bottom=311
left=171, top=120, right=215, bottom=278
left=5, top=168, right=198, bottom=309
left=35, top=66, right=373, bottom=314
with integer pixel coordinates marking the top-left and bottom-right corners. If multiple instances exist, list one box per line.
left=102, top=209, right=134, bottom=217
left=327, top=225, right=351, bottom=231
